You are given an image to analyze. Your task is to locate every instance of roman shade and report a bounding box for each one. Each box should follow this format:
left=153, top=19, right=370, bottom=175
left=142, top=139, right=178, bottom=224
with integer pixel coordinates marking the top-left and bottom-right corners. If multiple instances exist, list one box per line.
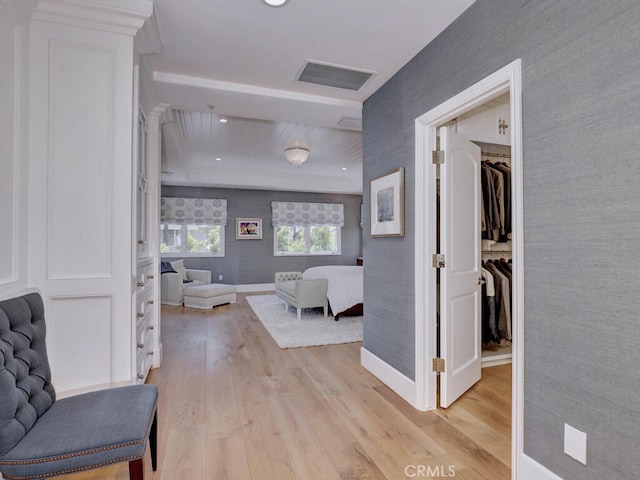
left=271, top=201, right=344, bottom=227
left=161, top=197, right=227, bottom=225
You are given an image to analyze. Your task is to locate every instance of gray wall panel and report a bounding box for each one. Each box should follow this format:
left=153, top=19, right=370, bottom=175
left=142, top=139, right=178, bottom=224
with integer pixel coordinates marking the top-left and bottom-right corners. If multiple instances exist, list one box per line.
left=162, top=186, right=363, bottom=285
left=363, top=0, right=640, bottom=477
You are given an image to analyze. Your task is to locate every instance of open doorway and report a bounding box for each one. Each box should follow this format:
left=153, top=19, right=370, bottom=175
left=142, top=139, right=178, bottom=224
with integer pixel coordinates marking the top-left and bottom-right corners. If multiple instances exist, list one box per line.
left=414, top=60, right=523, bottom=478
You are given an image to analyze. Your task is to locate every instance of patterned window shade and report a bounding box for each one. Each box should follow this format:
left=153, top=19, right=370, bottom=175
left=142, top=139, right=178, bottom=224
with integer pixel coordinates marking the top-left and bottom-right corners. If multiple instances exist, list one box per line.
left=271, top=201, right=344, bottom=227
left=161, top=197, right=227, bottom=225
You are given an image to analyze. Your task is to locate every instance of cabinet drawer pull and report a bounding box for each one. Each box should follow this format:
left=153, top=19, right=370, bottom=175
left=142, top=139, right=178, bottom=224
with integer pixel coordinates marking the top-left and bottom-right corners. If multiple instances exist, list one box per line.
left=147, top=274, right=154, bottom=279
left=137, top=343, right=144, bottom=349
left=147, top=300, right=154, bottom=305
left=137, top=374, right=145, bottom=379
left=147, top=351, right=154, bottom=356
left=148, top=325, right=154, bottom=330
left=137, top=240, right=144, bottom=245
left=137, top=282, right=145, bottom=287
left=137, top=312, right=145, bottom=318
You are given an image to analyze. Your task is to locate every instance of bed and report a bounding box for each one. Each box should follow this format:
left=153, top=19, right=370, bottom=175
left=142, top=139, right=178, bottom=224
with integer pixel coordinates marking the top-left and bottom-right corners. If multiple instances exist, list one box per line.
left=302, top=265, right=363, bottom=319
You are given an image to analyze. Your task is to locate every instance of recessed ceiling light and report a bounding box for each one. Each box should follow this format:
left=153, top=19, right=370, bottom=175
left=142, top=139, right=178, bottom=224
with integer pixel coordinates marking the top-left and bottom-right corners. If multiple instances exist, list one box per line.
left=219, top=118, right=228, bottom=123
left=342, top=167, right=347, bottom=171
left=262, top=0, right=290, bottom=6
left=215, top=157, right=222, bottom=161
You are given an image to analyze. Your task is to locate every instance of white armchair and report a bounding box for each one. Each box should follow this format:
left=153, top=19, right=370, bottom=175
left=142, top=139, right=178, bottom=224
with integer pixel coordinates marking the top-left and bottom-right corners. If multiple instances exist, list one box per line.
left=161, top=259, right=211, bottom=306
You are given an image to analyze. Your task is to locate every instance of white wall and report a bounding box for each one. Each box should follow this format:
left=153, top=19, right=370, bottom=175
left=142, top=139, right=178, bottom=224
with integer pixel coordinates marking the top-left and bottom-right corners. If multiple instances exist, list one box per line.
left=0, top=2, right=32, bottom=300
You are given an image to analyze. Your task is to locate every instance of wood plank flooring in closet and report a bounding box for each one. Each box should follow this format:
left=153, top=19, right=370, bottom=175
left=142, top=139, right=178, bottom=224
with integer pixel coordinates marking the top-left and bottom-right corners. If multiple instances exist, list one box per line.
left=59, top=292, right=511, bottom=480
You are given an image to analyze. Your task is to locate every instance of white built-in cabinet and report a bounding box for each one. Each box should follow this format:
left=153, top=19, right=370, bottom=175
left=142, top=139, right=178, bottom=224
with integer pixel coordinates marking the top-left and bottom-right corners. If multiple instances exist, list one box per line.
left=134, top=258, right=155, bottom=382
left=23, top=0, right=154, bottom=396
left=456, top=93, right=511, bottom=146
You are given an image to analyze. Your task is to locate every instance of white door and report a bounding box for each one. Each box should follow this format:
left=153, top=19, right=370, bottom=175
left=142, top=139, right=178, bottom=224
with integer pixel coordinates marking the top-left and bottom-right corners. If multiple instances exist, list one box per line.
left=439, top=127, right=482, bottom=408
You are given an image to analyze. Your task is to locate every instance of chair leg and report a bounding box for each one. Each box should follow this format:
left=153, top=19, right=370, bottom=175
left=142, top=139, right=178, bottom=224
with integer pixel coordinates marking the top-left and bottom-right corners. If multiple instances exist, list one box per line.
left=150, top=411, right=158, bottom=471
left=128, top=459, right=144, bottom=480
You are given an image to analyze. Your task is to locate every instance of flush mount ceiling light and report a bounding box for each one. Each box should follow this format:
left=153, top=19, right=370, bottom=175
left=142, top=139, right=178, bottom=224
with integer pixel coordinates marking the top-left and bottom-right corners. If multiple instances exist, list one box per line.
left=285, top=145, right=310, bottom=168
left=262, top=0, right=290, bottom=6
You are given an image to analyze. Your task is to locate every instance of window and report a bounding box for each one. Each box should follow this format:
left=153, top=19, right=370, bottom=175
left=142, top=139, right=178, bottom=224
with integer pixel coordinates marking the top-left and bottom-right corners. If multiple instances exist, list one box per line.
left=274, top=225, right=340, bottom=256
left=271, top=201, right=344, bottom=257
left=160, top=223, right=224, bottom=256
left=160, top=197, right=227, bottom=257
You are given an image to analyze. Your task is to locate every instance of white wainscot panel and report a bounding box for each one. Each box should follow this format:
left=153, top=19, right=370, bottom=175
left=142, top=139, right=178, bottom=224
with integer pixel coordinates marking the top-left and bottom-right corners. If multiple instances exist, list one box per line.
left=47, top=295, right=113, bottom=394
left=0, top=16, right=16, bottom=285
left=47, top=41, right=114, bottom=279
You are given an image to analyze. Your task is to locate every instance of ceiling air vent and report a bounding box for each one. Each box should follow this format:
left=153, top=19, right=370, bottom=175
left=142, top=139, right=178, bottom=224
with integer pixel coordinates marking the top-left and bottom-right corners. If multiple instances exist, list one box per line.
left=297, top=60, right=375, bottom=91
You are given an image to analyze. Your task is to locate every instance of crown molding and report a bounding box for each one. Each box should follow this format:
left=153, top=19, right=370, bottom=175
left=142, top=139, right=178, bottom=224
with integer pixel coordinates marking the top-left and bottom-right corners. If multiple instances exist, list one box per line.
left=32, top=0, right=153, bottom=36
left=0, top=0, right=38, bottom=25
left=135, top=10, right=162, bottom=54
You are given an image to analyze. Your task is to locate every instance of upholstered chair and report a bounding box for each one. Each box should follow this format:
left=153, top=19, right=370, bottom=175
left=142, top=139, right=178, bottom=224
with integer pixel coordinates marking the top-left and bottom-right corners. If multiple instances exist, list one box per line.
left=274, top=271, right=328, bottom=320
left=0, top=292, right=158, bottom=480
left=160, top=259, right=211, bottom=306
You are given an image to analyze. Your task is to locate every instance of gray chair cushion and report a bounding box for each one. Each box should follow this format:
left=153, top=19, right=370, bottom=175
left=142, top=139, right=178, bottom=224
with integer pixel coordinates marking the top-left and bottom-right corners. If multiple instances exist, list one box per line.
left=0, top=293, right=55, bottom=455
left=0, top=384, right=158, bottom=479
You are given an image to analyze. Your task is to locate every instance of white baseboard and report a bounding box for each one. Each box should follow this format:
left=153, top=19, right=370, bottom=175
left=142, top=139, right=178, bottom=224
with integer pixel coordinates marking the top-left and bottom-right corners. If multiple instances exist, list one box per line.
left=482, top=353, right=512, bottom=368
left=55, top=379, right=131, bottom=399
left=235, top=283, right=274, bottom=293
left=360, top=346, right=417, bottom=408
left=520, top=453, right=564, bottom=480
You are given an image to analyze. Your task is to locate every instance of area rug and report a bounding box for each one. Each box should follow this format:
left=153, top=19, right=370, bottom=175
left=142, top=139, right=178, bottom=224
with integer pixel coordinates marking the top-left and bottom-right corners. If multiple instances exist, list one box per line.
left=246, top=295, right=363, bottom=349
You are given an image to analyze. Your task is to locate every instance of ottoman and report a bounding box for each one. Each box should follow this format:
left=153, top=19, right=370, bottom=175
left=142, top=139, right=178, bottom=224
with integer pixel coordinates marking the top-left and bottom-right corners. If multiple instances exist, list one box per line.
left=183, top=283, right=237, bottom=309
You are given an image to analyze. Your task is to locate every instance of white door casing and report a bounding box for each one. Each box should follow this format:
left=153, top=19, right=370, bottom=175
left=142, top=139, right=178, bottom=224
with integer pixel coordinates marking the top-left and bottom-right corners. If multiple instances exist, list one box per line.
left=414, top=59, right=523, bottom=478
left=438, top=127, right=483, bottom=408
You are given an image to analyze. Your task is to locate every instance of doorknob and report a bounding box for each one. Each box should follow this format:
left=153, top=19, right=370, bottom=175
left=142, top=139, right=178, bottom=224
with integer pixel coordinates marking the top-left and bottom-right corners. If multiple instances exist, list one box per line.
left=478, top=277, right=486, bottom=285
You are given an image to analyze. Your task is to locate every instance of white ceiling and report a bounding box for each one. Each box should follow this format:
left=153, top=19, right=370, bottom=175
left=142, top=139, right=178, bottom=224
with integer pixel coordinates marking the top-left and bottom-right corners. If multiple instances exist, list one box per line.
left=147, top=0, right=476, bottom=193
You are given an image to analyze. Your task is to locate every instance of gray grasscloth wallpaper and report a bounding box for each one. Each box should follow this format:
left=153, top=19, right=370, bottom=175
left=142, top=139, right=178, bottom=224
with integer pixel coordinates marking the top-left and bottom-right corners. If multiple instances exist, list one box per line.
left=161, top=186, right=363, bottom=285
left=363, top=0, right=640, bottom=478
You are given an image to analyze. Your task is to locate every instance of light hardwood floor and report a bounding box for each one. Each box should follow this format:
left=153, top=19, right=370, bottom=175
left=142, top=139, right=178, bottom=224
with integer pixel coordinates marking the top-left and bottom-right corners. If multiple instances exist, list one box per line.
left=59, top=292, right=511, bottom=480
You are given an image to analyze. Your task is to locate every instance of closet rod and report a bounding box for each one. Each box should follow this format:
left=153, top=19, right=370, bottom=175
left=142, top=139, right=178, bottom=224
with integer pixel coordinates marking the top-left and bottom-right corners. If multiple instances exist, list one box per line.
left=481, top=151, right=511, bottom=160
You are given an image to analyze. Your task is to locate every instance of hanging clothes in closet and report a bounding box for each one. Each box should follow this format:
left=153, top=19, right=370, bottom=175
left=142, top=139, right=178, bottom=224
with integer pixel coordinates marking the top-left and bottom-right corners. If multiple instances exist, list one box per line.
left=481, top=160, right=512, bottom=242
left=482, top=259, right=512, bottom=343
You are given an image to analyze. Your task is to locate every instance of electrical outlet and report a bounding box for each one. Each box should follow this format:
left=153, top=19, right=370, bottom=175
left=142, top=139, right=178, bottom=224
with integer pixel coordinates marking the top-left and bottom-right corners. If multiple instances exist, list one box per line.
left=218, top=274, right=223, bottom=281
left=564, top=423, right=587, bottom=465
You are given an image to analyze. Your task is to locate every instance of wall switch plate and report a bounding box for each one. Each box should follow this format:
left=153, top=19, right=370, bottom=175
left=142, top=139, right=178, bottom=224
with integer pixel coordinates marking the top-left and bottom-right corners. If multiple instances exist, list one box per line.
left=564, top=423, right=587, bottom=465
left=218, top=274, right=223, bottom=280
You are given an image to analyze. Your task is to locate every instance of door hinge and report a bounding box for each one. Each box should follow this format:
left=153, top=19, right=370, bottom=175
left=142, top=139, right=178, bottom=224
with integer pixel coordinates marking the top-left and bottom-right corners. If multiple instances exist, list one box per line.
left=432, top=357, right=445, bottom=373
left=432, top=253, right=445, bottom=268
left=432, top=150, right=445, bottom=165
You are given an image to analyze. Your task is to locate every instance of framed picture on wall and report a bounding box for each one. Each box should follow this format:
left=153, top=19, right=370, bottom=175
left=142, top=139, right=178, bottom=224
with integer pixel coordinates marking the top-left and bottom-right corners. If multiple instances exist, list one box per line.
left=370, top=167, right=404, bottom=237
left=236, top=218, right=262, bottom=239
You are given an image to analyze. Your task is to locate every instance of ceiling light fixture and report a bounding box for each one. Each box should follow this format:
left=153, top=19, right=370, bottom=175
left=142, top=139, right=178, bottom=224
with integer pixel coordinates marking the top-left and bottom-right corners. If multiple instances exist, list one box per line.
left=219, top=118, right=228, bottom=123
left=262, top=0, right=290, bottom=6
left=285, top=145, right=310, bottom=168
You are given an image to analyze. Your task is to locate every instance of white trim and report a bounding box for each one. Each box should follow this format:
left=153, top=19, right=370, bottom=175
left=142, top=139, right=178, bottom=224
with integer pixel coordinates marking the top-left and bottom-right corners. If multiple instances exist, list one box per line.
left=0, top=0, right=38, bottom=25
left=360, top=347, right=417, bottom=408
left=414, top=59, right=524, bottom=478
left=32, top=0, right=152, bottom=36
left=482, top=353, right=512, bottom=368
left=520, top=454, right=564, bottom=480
left=154, top=71, right=363, bottom=110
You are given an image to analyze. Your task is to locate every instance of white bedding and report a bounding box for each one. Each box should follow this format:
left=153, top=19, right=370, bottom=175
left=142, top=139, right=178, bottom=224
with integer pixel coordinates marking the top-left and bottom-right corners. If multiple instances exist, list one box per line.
left=302, top=265, right=363, bottom=315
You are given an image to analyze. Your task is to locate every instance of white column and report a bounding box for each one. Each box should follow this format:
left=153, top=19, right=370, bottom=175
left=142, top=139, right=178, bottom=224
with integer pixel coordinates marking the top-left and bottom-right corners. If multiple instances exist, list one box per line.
left=26, top=0, right=152, bottom=396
